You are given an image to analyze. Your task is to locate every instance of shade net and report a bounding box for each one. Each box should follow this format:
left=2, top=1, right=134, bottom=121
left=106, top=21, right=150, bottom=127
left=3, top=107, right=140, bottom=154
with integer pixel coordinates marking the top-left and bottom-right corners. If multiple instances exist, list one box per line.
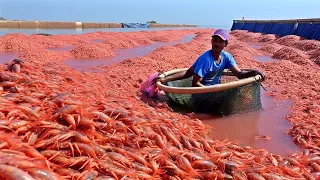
left=165, top=77, right=262, bottom=116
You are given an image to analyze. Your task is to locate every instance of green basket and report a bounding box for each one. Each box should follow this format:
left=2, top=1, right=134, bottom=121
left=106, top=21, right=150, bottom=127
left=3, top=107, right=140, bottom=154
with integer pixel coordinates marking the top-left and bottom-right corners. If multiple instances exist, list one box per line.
left=165, top=77, right=262, bottom=116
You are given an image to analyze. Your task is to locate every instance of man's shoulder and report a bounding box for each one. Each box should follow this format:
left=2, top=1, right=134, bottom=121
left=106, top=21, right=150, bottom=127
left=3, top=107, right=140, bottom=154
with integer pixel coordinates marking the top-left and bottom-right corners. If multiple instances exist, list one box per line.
left=221, top=50, right=232, bottom=57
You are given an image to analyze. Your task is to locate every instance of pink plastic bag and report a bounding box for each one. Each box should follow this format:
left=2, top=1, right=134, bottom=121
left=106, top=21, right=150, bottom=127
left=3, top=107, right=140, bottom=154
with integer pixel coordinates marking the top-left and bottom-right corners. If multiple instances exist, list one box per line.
left=140, top=72, right=159, bottom=98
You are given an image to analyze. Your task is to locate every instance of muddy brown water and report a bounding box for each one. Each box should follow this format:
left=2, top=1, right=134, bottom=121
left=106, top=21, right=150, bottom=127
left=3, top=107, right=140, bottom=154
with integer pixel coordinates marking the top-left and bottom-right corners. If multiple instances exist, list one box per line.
left=188, top=90, right=302, bottom=156
left=0, top=52, right=18, bottom=64
left=64, top=34, right=196, bottom=72
left=253, top=55, right=275, bottom=62
left=247, top=43, right=263, bottom=49
left=47, top=46, right=74, bottom=51
left=248, top=42, right=275, bottom=62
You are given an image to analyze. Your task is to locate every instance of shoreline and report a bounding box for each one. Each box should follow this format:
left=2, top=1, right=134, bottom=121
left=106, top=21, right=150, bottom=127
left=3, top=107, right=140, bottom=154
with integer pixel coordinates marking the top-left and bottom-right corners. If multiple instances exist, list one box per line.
left=0, top=20, right=197, bottom=29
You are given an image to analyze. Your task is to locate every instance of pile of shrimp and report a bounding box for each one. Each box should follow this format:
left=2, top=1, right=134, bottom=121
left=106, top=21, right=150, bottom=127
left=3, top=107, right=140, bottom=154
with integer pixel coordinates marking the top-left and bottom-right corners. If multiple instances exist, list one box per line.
left=0, top=29, right=319, bottom=179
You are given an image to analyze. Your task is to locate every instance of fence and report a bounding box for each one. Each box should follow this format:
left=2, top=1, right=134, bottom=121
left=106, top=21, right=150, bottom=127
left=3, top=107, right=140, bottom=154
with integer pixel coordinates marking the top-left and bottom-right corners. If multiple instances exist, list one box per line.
left=0, top=20, right=195, bottom=29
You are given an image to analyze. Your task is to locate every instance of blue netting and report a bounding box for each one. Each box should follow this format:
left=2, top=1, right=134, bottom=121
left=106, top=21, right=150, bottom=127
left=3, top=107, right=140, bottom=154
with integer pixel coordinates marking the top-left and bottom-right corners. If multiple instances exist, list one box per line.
left=261, top=23, right=273, bottom=34
left=231, top=22, right=243, bottom=30
left=233, top=21, right=319, bottom=40
left=242, top=23, right=256, bottom=32
left=310, top=23, right=320, bottom=40
left=295, top=23, right=317, bottom=39
left=121, top=23, right=149, bottom=28
left=253, top=23, right=265, bottom=33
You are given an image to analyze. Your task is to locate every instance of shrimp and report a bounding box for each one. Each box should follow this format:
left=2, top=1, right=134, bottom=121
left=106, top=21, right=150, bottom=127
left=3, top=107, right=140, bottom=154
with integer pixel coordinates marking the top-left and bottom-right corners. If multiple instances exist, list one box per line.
left=0, top=157, right=47, bottom=169
left=131, top=162, right=153, bottom=174
left=246, top=172, right=267, bottom=180
left=73, top=142, right=98, bottom=158
left=191, top=159, right=217, bottom=170
left=16, top=105, right=40, bottom=119
left=64, top=114, right=76, bottom=131
left=107, top=152, right=132, bottom=166
left=52, top=105, right=80, bottom=119
left=175, top=155, right=200, bottom=178
left=164, top=160, right=188, bottom=178
left=92, top=111, right=114, bottom=125
left=0, top=81, right=16, bottom=88
left=160, top=125, right=183, bottom=150
left=78, top=170, right=98, bottom=180
left=25, top=168, right=62, bottom=180
left=0, top=164, right=35, bottom=180
left=180, top=134, right=193, bottom=150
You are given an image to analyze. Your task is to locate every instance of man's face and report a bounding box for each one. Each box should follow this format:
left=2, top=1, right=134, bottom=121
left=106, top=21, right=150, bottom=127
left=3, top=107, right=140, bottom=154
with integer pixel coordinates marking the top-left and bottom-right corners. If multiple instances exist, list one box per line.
left=211, top=35, right=226, bottom=52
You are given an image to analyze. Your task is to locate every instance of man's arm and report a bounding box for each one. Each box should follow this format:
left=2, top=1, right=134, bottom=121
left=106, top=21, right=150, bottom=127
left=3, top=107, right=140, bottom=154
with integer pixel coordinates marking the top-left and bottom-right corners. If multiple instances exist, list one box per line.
left=230, top=65, right=265, bottom=80
left=192, top=74, right=205, bottom=87
left=154, top=66, right=194, bottom=84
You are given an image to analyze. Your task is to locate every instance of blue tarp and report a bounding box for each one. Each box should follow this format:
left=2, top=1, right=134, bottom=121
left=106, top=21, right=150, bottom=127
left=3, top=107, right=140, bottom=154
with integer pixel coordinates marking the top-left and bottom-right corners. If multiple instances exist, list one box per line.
left=269, top=23, right=296, bottom=37
left=310, top=24, right=320, bottom=40
left=261, top=23, right=273, bottom=34
left=231, top=22, right=243, bottom=30
left=295, top=23, right=317, bottom=39
left=121, top=23, right=149, bottom=28
left=242, top=23, right=256, bottom=32
left=253, top=23, right=265, bottom=33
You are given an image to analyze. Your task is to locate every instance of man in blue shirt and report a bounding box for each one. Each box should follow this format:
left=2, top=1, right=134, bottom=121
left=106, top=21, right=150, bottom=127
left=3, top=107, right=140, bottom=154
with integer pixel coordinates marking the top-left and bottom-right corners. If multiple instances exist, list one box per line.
left=155, top=29, right=264, bottom=87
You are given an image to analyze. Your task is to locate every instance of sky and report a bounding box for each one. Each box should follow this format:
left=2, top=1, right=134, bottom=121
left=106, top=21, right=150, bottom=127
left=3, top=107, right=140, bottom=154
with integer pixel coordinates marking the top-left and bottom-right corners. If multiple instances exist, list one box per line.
left=0, top=0, right=319, bottom=28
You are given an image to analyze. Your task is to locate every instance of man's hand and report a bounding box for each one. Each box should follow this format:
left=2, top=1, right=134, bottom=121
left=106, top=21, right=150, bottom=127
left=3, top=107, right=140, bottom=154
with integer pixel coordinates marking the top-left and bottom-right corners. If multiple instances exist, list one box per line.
left=152, top=75, right=165, bottom=85
left=237, top=70, right=265, bottom=81
left=252, top=70, right=265, bottom=81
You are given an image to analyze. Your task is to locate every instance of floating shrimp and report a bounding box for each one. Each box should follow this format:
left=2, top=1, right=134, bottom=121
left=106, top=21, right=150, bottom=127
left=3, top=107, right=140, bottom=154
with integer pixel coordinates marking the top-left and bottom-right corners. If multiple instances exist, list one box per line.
left=255, top=135, right=271, bottom=140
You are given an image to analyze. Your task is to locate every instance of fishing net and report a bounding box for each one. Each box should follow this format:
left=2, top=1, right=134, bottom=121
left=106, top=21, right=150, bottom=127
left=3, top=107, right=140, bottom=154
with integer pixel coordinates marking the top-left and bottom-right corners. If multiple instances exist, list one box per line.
left=164, top=76, right=262, bottom=116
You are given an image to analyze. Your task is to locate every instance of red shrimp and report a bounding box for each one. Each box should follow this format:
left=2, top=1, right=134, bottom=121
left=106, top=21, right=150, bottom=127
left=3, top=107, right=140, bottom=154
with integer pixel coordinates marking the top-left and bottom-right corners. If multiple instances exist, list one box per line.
left=73, top=142, right=97, bottom=158
left=0, top=157, right=47, bottom=169
left=164, top=160, right=188, bottom=178
left=131, top=162, right=153, bottom=174
left=16, top=105, right=40, bottom=119
left=107, top=152, right=132, bottom=166
left=0, top=164, right=35, bottom=180
left=191, top=159, right=217, bottom=170
left=175, top=155, right=201, bottom=178
left=92, top=111, right=114, bottom=123
left=52, top=105, right=80, bottom=119
left=97, top=160, right=134, bottom=180
left=78, top=170, right=98, bottom=180
left=180, top=134, right=193, bottom=150
left=160, top=125, right=183, bottom=149
left=64, top=114, right=76, bottom=131
left=78, top=116, right=94, bottom=127
left=246, top=172, right=266, bottom=180
left=187, top=137, right=203, bottom=150
left=113, top=146, right=150, bottom=167
left=25, top=168, right=63, bottom=180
